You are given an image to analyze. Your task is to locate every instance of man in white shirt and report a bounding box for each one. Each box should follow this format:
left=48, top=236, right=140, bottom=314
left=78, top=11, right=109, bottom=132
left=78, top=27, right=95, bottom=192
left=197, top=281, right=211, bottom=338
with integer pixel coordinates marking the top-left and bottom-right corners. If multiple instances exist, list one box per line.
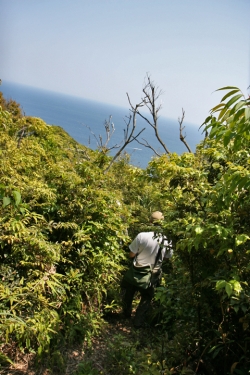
left=121, top=211, right=172, bottom=328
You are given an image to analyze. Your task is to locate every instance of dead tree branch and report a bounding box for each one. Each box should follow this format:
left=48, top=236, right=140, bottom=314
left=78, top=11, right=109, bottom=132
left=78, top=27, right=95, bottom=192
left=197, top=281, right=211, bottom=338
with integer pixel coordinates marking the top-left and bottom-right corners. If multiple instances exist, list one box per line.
left=16, top=126, right=35, bottom=148
left=178, top=108, right=192, bottom=153
left=85, top=74, right=192, bottom=171
left=84, top=104, right=146, bottom=172
left=84, top=116, right=121, bottom=152
left=127, top=74, right=170, bottom=155
left=133, top=137, right=161, bottom=157
left=104, top=104, right=146, bottom=172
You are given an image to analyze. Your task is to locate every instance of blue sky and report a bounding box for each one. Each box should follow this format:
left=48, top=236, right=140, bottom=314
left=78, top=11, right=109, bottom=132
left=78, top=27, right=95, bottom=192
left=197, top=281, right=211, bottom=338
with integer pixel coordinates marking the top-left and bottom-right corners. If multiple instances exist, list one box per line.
left=1, top=0, right=250, bottom=126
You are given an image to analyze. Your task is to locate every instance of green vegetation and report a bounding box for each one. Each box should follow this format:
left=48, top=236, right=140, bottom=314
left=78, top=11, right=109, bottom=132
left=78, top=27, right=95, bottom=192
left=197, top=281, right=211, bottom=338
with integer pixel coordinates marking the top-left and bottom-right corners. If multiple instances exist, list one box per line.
left=0, top=86, right=250, bottom=374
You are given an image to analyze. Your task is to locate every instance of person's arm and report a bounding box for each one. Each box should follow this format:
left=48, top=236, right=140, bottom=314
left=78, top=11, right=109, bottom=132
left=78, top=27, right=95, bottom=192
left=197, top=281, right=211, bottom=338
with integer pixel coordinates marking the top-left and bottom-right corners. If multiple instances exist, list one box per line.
left=128, top=235, right=139, bottom=258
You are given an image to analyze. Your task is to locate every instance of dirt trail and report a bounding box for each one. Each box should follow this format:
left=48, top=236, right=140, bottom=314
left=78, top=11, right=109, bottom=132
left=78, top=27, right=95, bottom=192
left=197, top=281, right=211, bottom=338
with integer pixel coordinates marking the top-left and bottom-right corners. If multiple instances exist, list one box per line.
left=0, top=313, right=142, bottom=375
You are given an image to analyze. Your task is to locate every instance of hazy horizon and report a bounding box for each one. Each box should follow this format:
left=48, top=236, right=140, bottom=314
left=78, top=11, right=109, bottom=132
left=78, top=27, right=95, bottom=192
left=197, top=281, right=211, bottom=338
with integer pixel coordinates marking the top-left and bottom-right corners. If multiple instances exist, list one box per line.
left=0, top=80, right=204, bottom=168
left=1, top=79, right=202, bottom=128
left=1, top=0, right=249, bottom=127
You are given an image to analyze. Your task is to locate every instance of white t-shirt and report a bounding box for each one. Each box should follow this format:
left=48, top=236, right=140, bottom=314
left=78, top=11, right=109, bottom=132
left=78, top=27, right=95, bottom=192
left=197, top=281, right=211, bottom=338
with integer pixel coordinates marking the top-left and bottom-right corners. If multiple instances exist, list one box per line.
left=129, top=231, right=172, bottom=268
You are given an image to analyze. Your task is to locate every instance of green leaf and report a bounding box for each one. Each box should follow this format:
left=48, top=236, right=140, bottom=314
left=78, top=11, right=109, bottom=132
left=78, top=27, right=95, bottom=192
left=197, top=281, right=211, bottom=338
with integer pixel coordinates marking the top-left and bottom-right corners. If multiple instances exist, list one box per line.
left=223, top=130, right=235, bottom=147
left=235, top=234, right=249, bottom=246
left=26, top=338, right=31, bottom=348
left=233, top=107, right=245, bottom=122
left=208, top=344, right=224, bottom=358
left=3, top=196, right=11, bottom=207
left=38, top=346, right=43, bottom=356
left=225, top=94, right=243, bottom=109
left=218, top=107, right=228, bottom=121
left=12, top=190, right=21, bottom=206
left=230, top=280, right=242, bottom=295
left=212, top=345, right=223, bottom=359
left=211, top=103, right=225, bottom=111
left=215, top=280, right=226, bottom=290
left=216, top=86, right=240, bottom=91
left=229, top=100, right=246, bottom=116
left=220, top=89, right=240, bottom=102
left=225, top=282, right=233, bottom=297
left=194, top=226, right=203, bottom=235
left=209, top=125, right=219, bottom=137
left=233, top=134, right=243, bottom=151
left=245, top=107, right=250, bottom=120
left=0, top=352, right=13, bottom=365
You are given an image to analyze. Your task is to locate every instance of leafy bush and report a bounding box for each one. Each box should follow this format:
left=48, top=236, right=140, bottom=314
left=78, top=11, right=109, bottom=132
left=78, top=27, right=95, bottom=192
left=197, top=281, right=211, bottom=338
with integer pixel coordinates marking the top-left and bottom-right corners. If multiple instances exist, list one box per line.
left=0, top=104, right=132, bottom=362
left=1, top=86, right=250, bottom=374
left=147, top=86, right=250, bottom=374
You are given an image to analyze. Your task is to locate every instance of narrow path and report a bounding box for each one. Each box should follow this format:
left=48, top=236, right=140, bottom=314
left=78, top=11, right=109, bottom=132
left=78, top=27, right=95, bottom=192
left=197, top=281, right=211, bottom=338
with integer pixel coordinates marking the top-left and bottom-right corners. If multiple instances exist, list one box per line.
left=0, top=312, right=151, bottom=375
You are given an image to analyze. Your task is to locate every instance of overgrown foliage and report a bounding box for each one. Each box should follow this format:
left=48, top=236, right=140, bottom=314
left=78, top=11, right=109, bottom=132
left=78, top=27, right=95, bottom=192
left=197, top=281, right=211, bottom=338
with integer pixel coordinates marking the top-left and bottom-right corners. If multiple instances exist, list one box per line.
left=1, top=85, right=250, bottom=375
left=149, top=86, right=250, bottom=374
left=0, top=104, right=136, bottom=365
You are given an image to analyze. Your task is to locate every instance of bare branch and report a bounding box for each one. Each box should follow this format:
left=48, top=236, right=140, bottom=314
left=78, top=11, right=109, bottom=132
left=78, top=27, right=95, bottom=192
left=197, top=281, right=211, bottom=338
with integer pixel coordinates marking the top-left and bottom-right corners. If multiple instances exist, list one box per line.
left=104, top=104, right=145, bottom=173
left=178, top=109, right=192, bottom=153
left=134, top=137, right=161, bottom=157
left=84, top=116, right=122, bottom=152
left=83, top=101, right=146, bottom=172
left=135, top=109, right=154, bottom=128
left=127, top=74, right=170, bottom=155
left=123, top=114, right=132, bottom=141
left=131, top=128, right=146, bottom=140
left=16, top=126, right=35, bottom=147
left=103, top=116, right=116, bottom=148
left=84, top=124, right=102, bottom=146
left=85, top=74, right=193, bottom=171
left=142, top=74, right=163, bottom=116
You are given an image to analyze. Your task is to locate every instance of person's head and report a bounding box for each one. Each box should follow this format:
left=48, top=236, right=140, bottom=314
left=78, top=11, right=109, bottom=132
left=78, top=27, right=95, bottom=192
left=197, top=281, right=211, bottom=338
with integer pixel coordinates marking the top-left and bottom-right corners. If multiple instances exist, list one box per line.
left=150, top=211, right=164, bottom=224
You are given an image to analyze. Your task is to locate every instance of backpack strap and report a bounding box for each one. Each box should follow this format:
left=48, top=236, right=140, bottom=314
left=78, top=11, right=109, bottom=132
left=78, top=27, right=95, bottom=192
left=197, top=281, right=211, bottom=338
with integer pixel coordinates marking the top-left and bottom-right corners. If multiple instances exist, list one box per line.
left=153, top=236, right=164, bottom=269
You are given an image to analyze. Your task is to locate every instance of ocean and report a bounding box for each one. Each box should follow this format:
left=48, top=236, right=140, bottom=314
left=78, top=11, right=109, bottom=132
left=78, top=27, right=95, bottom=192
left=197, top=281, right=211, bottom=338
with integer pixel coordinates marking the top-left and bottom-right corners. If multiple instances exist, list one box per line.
left=0, top=81, right=204, bottom=168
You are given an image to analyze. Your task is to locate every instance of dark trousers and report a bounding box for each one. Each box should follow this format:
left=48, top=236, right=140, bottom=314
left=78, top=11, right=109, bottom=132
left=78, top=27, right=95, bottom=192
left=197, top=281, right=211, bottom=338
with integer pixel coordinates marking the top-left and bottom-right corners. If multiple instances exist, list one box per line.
left=121, top=279, right=155, bottom=327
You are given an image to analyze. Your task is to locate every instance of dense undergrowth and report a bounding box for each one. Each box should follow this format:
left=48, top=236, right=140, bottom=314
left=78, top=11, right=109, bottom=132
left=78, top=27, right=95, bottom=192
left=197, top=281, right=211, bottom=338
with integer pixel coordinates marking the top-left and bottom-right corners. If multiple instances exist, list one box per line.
left=0, top=87, right=250, bottom=374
